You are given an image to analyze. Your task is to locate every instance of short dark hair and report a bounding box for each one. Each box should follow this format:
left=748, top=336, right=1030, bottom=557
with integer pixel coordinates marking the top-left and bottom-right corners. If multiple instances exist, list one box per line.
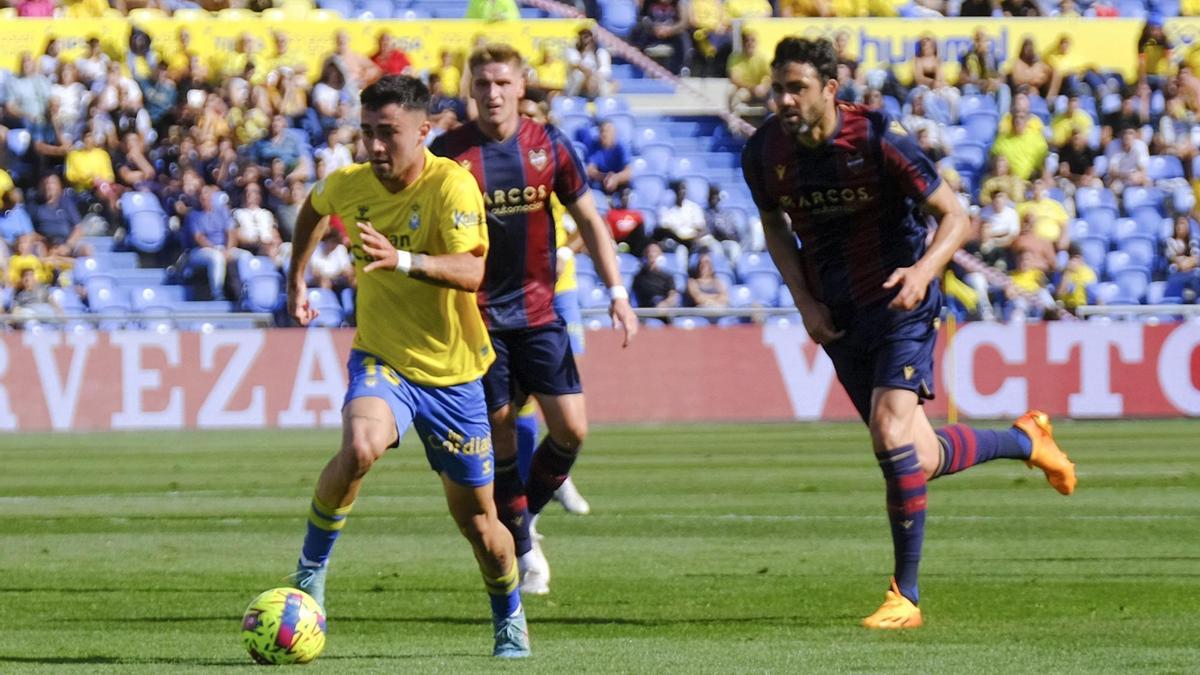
left=360, top=75, right=430, bottom=113
left=771, top=37, right=838, bottom=83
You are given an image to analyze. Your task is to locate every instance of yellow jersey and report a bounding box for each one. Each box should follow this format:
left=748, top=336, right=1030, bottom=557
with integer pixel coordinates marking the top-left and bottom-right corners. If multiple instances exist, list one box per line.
left=551, top=195, right=577, bottom=294
left=309, top=153, right=494, bottom=387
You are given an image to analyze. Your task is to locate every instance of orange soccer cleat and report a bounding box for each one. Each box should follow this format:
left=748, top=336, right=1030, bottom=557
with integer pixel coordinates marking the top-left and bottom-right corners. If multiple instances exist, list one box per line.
left=1013, top=410, right=1077, bottom=496
left=861, top=578, right=923, bottom=630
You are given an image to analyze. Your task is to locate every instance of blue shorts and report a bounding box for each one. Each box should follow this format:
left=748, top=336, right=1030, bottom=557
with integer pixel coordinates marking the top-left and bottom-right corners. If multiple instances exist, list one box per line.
left=483, top=317, right=583, bottom=412
left=822, top=284, right=942, bottom=424
left=554, top=289, right=585, bottom=355
left=344, top=350, right=493, bottom=487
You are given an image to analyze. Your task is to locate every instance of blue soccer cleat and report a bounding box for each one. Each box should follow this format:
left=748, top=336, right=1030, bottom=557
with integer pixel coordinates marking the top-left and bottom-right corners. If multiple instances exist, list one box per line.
left=492, top=606, right=531, bottom=658
left=288, top=562, right=327, bottom=611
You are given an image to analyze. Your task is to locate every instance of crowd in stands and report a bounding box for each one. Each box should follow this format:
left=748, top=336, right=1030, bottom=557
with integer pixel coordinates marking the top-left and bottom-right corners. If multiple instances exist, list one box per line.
left=2, top=0, right=1200, bottom=329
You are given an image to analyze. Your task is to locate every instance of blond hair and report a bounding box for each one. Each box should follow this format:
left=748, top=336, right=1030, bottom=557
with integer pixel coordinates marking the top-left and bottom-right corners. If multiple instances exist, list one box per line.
left=468, top=43, right=524, bottom=72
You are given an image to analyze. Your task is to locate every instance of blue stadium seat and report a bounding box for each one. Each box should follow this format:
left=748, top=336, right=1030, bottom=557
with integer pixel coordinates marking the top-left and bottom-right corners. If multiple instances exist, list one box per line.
left=1117, top=234, right=1158, bottom=269
left=358, top=0, right=394, bottom=18
left=1147, top=155, right=1184, bottom=182
left=594, top=96, right=630, bottom=116
left=882, top=95, right=902, bottom=120
left=631, top=175, right=667, bottom=208
left=317, top=0, right=354, bottom=15
left=580, top=286, right=610, bottom=310
left=243, top=272, right=282, bottom=313
left=72, top=256, right=104, bottom=286
left=237, top=255, right=278, bottom=281
left=96, top=251, right=140, bottom=270
left=1129, top=206, right=1165, bottom=237
left=960, top=94, right=999, bottom=120
left=944, top=125, right=969, bottom=148
left=557, top=113, right=594, bottom=146
left=49, top=287, right=85, bottom=313
left=674, top=316, right=713, bottom=330
left=599, top=0, right=638, bottom=37
left=777, top=283, right=794, bottom=308
left=728, top=284, right=754, bottom=309
left=668, top=155, right=701, bottom=180
left=130, top=285, right=186, bottom=312
left=736, top=252, right=779, bottom=282
left=631, top=125, right=663, bottom=152
left=120, top=190, right=169, bottom=254
left=638, top=143, right=674, bottom=175
left=680, top=175, right=710, bottom=204
left=1075, top=186, right=1119, bottom=215
left=1076, top=235, right=1110, bottom=273
left=1122, top=186, right=1165, bottom=215
left=84, top=275, right=117, bottom=303
left=1112, top=217, right=1139, bottom=241
left=1171, top=185, right=1196, bottom=215
left=1027, top=94, right=1052, bottom=124
left=601, top=113, right=636, bottom=145
left=89, top=286, right=130, bottom=312
left=961, top=114, right=998, bottom=143
left=551, top=96, right=588, bottom=118
left=113, top=268, right=167, bottom=287
left=951, top=143, right=988, bottom=172
left=1113, top=267, right=1150, bottom=302
left=305, top=288, right=343, bottom=327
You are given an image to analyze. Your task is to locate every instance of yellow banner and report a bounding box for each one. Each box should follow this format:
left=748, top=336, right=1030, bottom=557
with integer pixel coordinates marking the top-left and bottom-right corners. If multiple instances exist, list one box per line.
left=0, top=17, right=591, bottom=78
left=742, top=18, right=1144, bottom=83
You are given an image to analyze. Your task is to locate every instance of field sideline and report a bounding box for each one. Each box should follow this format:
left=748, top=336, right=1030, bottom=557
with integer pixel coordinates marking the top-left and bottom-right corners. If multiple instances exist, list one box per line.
left=1, top=420, right=1197, bottom=673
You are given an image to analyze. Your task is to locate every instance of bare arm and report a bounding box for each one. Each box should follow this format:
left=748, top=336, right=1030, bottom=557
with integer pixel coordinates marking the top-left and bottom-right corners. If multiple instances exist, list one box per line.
left=883, top=181, right=970, bottom=310
left=566, top=190, right=639, bottom=347
left=286, top=195, right=329, bottom=325
left=761, top=208, right=843, bottom=343
left=356, top=221, right=485, bottom=292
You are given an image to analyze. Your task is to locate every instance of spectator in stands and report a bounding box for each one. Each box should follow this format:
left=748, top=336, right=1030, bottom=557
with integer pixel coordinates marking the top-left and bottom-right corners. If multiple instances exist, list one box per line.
left=1010, top=38, right=1052, bottom=96
left=532, top=45, right=568, bottom=95
left=142, top=62, right=177, bottom=132
left=74, top=38, right=111, bottom=87
left=316, top=126, right=354, bottom=174
left=728, top=30, right=770, bottom=115
left=30, top=175, right=92, bottom=259
left=1106, top=127, right=1151, bottom=190
left=836, top=60, right=862, bottom=104
left=10, top=267, right=60, bottom=321
left=254, top=115, right=309, bottom=182
left=632, top=242, right=679, bottom=309
left=263, top=31, right=307, bottom=80
left=605, top=187, right=650, bottom=257
left=979, top=192, right=1021, bottom=262
left=1050, top=94, right=1094, bottom=148
left=911, top=36, right=959, bottom=121
left=308, top=228, right=354, bottom=292
left=1054, top=243, right=1096, bottom=313
left=50, top=62, right=90, bottom=143
left=5, top=53, right=51, bottom=130
left=1006, top=251, right=1055, bottom=318
left=232, top=182, right=284, bottom=261
left=992, top=111, right=1048, bottom=181
left=633, top=0, right=692, bottom=75
left=565, top=28, right=615, bottom=98
left=1041, top=35, right=1077, bottom=101
left=656, top=180, right=709, bottom=253
left=688, top=0, right=732, bottom=77
left=438, top=50, right=463, bottom=100
left=902, top=94, right=950, bottom=158
left=863, top=88, right=885, bottom=112
left=65, top=125, right=119, bottom=220
left=1102, top=91, right=1149, bottom=138
left=115, top=131, right=158, bottom=189
left=1154, top=95, right=1197, bottom=170
left=1011, top=211, right=1058, bottom=273
left=429, top=74, right=466, bottom=132
left=959, top=30, right=1009, bottom=114
left=778, top=0, right=833, bottom=16
left=685, top=251, right=728, bottom=308
left=7, top=232, right=51, bottom=286
left=1019, top=181, right=1070, bottom=251
left=1137, top=18, right=1172, bottom=90
left=980, top=154, right=1030, bottom=204
left=323, top=30, right=380, bottom=99
left=585, top=120, right=632, bottom=194
left=306, top=62, right=347, bottom=144
left=371, top=34, right=412, bottom=76
left=703, top=185, right=743, bottom=262
left=185, top=184, right=238, bottom=301
left=958, top=0, right=997, bottom=18
left=0, top=199, right=34, bottom=251
left=1165, top=215, right=1199, bottom=274
left=17, top=0, right=55, bottom=17
left=1002, top=0, right=1042, bottom=16
left=1057, top=129, right=1101, bottom=188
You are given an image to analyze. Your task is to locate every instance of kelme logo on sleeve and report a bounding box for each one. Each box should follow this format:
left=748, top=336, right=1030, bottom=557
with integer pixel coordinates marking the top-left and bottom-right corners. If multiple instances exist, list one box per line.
left=452, top=210, right=480, bottom=228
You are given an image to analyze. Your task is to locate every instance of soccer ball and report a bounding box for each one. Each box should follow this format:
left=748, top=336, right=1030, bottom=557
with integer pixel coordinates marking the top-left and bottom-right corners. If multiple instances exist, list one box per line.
left=241, top=587, right=327, bottom=665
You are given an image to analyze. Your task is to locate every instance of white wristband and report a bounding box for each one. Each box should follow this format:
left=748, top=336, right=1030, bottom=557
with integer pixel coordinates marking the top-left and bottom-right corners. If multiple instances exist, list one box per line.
left=394, top=250, right=413, bottom=274
left=609, top=285, right=629, bottom=301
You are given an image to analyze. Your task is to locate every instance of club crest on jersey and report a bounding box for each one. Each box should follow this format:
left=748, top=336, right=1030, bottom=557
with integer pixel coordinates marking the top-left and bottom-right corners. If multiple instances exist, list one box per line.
left=774, top=165, right=787, bottom=180
left=409, top=205, right=420, bottom=231
left=528, top=149, right=548, bottom=170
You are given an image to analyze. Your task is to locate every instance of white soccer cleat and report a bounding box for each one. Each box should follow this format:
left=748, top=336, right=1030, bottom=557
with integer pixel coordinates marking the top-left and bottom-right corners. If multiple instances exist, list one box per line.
left=553, top=477, right=591, bottom=515
left=518, top=542, right=551, bottom=596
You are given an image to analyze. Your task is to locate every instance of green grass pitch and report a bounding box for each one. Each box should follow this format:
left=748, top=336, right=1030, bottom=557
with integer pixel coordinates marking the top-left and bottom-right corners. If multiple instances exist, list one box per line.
left=1, top=420, right=1198, bottom=673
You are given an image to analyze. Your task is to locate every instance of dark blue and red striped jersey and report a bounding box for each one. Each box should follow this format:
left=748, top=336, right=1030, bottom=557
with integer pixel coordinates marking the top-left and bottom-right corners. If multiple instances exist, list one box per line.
left=431, top=118, right=588, bottom=331
left=742, top=103, right=941, bottom=311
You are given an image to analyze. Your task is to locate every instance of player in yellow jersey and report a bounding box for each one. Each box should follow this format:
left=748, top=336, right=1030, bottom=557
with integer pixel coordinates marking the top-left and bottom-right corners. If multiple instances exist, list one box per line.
left=283, top=75, right=529, bottom=658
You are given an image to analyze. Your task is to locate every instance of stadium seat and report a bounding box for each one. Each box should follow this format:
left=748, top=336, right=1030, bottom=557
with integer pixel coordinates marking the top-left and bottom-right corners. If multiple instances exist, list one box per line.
left=1027, top=94, right=1052, bottom=124
left=120, top=191, right=169, bottom=254
left=243, top=273, right=283, bottom=313
left=89, top=286, right=130, bottom=312
left=551, top=96, right=588, bottom=118
left=631, top=175, right=667, bottom=208
left=305, top=288, right=343, bottom=327
left=1147, top=155, right=1184, bottom=182
left=130, top=285, right=186, bottom=312
left=631, top=125, right=663, bottom=152
left=638, top=143, right=674, bottom=175
left=557, top=113, right=594, bottom=146
left=237, top=255, right=278, bottom=281
left=951, top=144, right=988, bottom=173
left=1076, top=235, right=1110, bottom=273
left=49, top=287, right=85, bottom=313
left=674, top=316, right=712, bottom=330
left=599, top=0, right=638, bottom=37
left=1075, top=186, right=1119, bottom=216
left=594, top=96, right=630, bottom=117
left=680, top=175, right=710, bottom=204
left=1130, top=206, right=1165, bottom=237
left=961, top=114, right=998, bottom=143
left=728, top=284, right=754, bottom=309
left=616, top=252, right=640, bottom=289
left=581, top=286, right=610, bottom=309
left=602, top=113, right=636, bottom=145
left=960, top=94, right=999, bottom=120
left=1118, top=234, right=1158, bottom=269
left=882, top=95, right=902, bottom=120
left=1122, top=186, right=1165, bottom=215
left=1171, top=186, right=1196, bottom=215
left=668, top=156, right=700, bottom=180
left=1113, top=267, right=1150, bottom=302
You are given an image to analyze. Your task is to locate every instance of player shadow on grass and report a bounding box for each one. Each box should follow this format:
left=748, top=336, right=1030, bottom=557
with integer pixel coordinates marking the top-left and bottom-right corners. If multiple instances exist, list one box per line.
left=0, top=653, right=472, bottom=666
